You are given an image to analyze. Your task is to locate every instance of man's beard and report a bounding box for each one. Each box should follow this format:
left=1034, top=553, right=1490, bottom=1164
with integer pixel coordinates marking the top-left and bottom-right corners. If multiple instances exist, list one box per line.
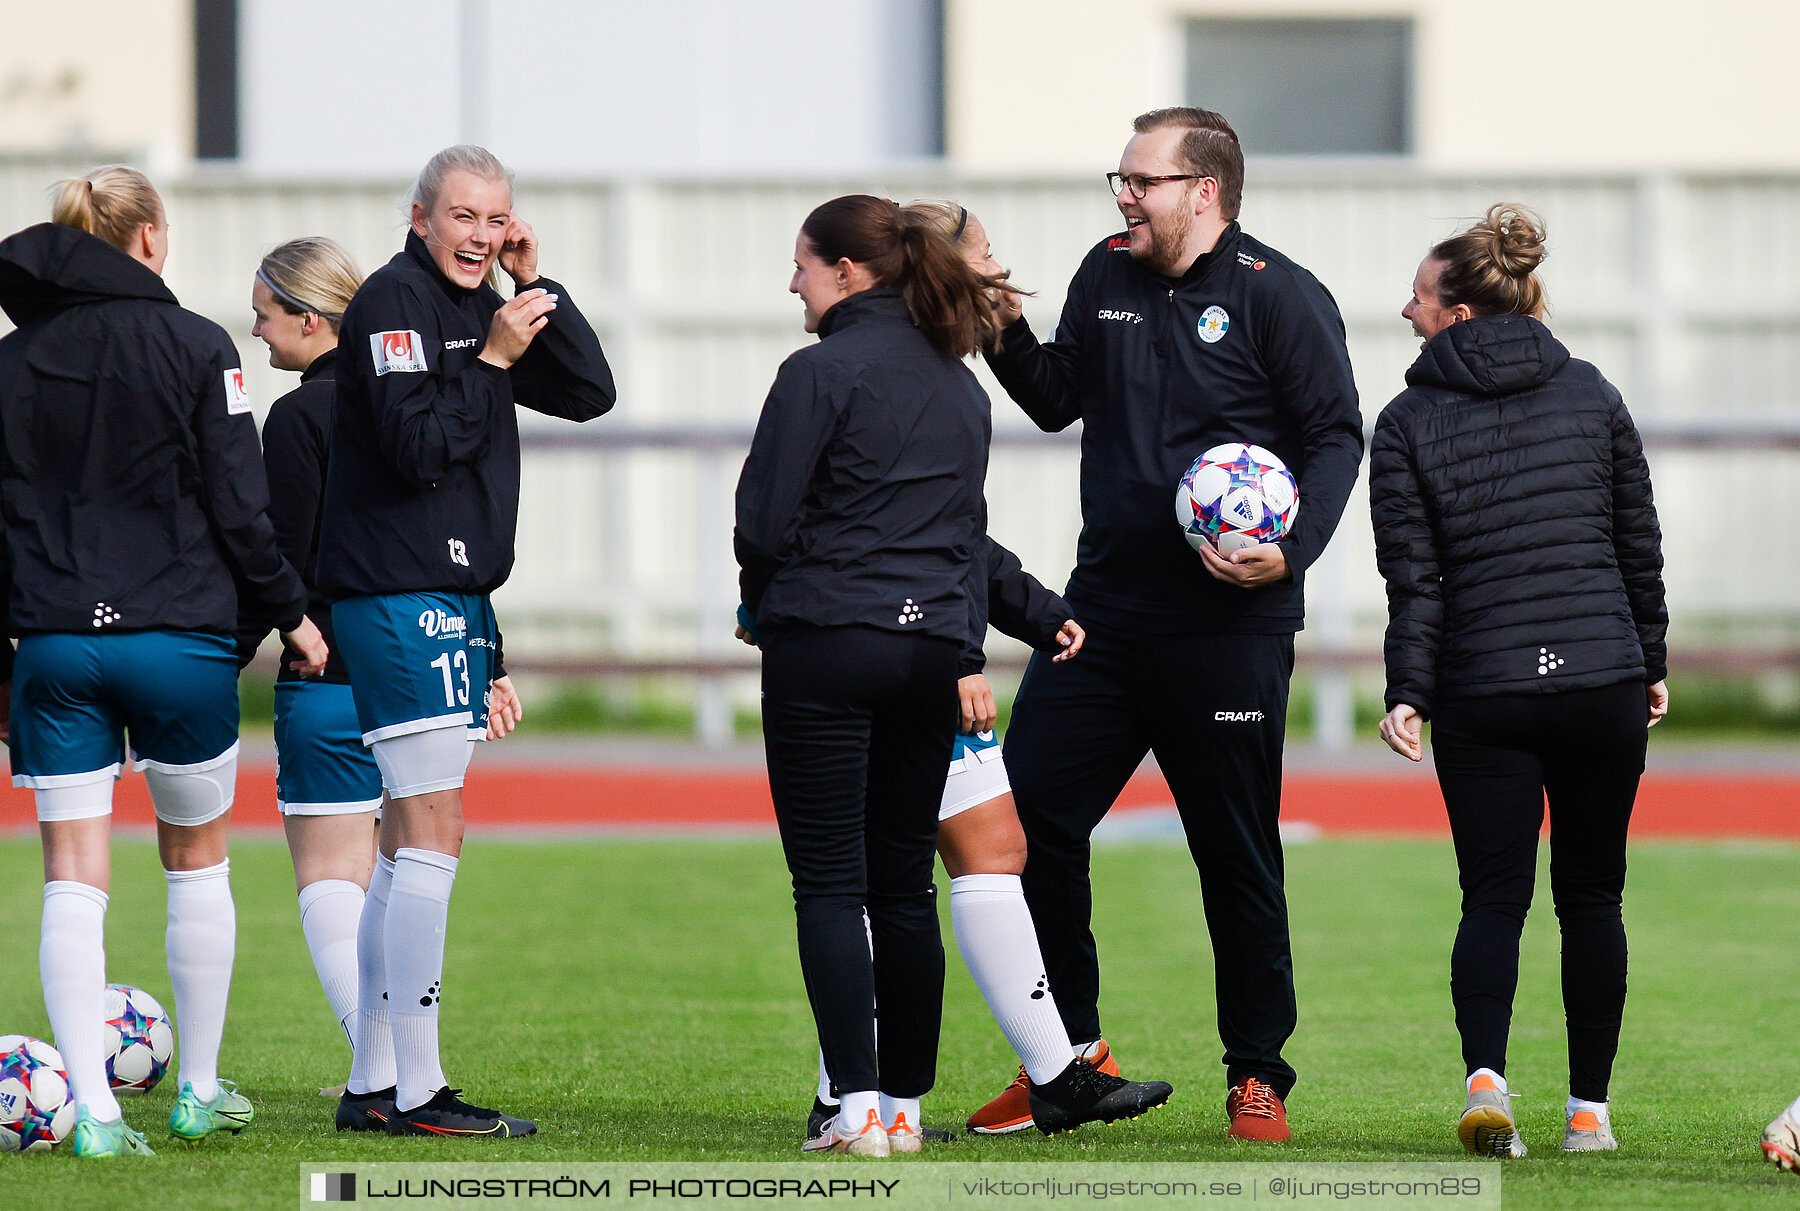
left=1128, top=205, right=1193, bottom=276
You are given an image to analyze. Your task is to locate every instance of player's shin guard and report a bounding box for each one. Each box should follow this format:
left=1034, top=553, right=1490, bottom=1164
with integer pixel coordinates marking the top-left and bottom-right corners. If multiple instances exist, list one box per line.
left=42, top=880, right=121, bottom=1122
left=348, top=854, right=397, bottom=1095
left=298, top=879, right=366, bottom=1050
left=165, top=860, right=236, bottom=1103
left=950, top=874, right=1073, bottom=1084
left=386, top=847, right=457, bottom=1113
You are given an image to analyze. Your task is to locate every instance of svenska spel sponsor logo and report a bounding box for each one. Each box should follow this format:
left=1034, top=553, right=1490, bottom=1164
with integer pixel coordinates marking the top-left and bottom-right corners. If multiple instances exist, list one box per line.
left=223, top=367, right=252, bottom=414
left=371, top=330, right=428, bottom=375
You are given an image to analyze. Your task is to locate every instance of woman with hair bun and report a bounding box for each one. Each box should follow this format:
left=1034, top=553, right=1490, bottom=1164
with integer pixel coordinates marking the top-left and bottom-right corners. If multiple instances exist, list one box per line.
left=1372, top=204, right=1668, bottom=1158
left=734, top=195, right=1007, bottom=1156
left=0, top=166, right=326, bottom=1156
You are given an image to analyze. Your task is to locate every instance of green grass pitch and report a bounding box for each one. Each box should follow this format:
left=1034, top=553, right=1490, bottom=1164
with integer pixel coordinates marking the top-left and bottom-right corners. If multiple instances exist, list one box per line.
left=1, top=833, right=1798, bottom=1208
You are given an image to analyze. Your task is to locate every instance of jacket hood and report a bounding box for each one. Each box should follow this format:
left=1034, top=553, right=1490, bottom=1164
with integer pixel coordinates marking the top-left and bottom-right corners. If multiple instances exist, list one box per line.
left=0, top=222, right=177, bottom=326
left=1405, top=314, right=1569, bottom=397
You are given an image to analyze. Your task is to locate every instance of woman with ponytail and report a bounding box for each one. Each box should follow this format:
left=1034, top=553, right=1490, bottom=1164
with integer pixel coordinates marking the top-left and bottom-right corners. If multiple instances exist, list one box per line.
left=242, top=237, right=384, bottom=1107
left=1371, top=204, right=1668, bottom=1158
left=789, top=202, right=1173, bottom=1150
left=733, top=195, right=1008, bottom=1155
left=316, top=145, right=614, bottom=1140
left=0, top=167, right=326, bottom=1156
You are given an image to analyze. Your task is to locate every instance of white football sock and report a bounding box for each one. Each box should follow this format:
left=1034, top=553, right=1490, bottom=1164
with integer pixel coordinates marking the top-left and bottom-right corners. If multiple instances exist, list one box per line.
left=165, top=860, right=235, bottom=1103
left=387, top=847, right=458, bottom=1113
left=816, top=1050, right=836, bottom=1106
left=347, top=854, right=396, bottom=1096
left=1785, top=1093, right=1800, bottom=1123
left=838, top=1090, right=881, bottom=1136
left=879, top=1094, right=920, bottom=1133
left=298, top=879, right=365, bottom=1053
left=950, top=874, right=1074, bottom=1084
left=41, top=881, right=121, bottom=1122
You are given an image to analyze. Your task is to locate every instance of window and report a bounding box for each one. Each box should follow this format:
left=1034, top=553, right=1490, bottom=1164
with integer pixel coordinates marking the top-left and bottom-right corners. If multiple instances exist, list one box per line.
left=1185, top=19, right=1412, bottom=155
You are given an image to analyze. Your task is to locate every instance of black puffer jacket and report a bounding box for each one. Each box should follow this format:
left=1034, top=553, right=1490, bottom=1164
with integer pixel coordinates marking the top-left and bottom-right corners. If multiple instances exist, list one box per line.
left=1370, top=315, right=1667, bottom=715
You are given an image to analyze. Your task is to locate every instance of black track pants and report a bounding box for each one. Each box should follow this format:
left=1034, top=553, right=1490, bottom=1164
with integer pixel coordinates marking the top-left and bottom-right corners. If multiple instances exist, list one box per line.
left=1432, top=680, right=1649, bottom=1102
left=761, top=625, right=959, bottom=1099
left=1003, top=627, right=1297, bottom=1097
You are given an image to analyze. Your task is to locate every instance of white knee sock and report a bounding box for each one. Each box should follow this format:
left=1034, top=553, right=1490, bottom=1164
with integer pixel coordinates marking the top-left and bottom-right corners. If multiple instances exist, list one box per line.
left=41, top=881, right=121, bottom=1122
left=816, top=1050, right=836, bottom=1106
left=165, top=860, right=235, bottom=1102
left=387, top=847, right=458, bottom=1113
left=347, top=854, right=397, bottom=1095
left=950, top=873, right=1074, bottom=1084
left=298, top=879, right=365, bottom=1053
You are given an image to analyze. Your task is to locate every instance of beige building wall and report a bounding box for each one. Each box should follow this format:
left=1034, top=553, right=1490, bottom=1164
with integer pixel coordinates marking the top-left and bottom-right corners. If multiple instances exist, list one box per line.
left=948, top=0, right=1800, bottom=171
left=0, top=0, right=193, bottom=167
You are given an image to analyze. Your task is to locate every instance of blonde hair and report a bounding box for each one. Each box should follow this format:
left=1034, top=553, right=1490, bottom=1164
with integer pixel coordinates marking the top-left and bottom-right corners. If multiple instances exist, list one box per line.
left=410, top=145, right=512, bottom=289
left=50, top=165, right=163, bottom=253
left=1430, top=204, right=1550, bottom=320
left=257, top=237, right=364, bottom=328
left=411, top=144, right=513, bottom=211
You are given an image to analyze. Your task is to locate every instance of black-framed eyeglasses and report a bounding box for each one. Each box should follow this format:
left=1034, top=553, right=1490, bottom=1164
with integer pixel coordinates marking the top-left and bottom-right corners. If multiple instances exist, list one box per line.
left=1107, top=172, right=1204, bottom=200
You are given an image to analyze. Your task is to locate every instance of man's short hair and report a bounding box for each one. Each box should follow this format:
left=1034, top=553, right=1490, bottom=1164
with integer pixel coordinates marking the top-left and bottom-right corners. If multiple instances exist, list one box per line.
left=1133, top=107, right=1244, bottom=221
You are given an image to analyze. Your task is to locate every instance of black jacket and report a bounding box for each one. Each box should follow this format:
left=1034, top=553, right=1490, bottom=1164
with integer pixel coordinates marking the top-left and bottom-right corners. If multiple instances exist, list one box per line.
left=316, top=232, right=615, bottom=599
left=735, top=290, right=990, bottom=651
left=961, top=537, right=1073, bottom=677
left=0, top=222, right=306, bottom=681
left=985, top=222, right=1364, bottom=634
left=254, top=351, right=348, bottom=682
left=1370, top=314, right=1668, bottom=715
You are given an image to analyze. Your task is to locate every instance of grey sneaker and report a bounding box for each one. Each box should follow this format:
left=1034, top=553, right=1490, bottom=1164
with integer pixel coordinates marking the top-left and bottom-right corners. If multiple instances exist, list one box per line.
left=1563, top=1107, right=1618, bottom=1152
left=1458, top=1072, right=1525, bottom=1157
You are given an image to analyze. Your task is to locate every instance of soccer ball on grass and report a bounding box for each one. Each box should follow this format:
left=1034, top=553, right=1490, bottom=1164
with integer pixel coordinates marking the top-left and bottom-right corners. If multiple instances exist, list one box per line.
left=0, top=1035, right=75, bottom=1151
left=103, top=983, right=173, bottom=1096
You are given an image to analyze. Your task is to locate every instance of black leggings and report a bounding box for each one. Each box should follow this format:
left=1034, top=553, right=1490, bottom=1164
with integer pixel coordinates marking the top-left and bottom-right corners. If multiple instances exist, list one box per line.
left=1432, top=681, right=1649, bottom=1102
left=761, top=624, right=959, bottom=1099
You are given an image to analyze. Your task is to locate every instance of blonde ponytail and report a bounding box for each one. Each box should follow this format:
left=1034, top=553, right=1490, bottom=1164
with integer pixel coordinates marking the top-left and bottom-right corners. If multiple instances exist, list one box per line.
left=50, top=166, right=163, bottom=254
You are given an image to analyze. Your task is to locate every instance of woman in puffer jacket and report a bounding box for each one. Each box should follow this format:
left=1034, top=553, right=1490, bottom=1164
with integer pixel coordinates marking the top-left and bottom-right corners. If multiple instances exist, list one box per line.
left=1370, top=205, right=1668, bottom=1161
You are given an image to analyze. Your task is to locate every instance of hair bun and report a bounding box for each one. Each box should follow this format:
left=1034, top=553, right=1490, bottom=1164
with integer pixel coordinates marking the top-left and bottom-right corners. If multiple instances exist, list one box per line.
left=1482, top=204, right=1547, bottom=278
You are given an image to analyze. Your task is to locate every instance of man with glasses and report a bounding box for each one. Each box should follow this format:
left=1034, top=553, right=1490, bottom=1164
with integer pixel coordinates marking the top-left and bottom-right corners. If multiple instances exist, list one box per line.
left=968, top=107, right=1363, bottom=1142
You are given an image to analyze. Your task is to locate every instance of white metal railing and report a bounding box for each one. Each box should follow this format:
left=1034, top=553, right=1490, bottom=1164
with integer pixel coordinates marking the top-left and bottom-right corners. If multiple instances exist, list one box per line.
left=5, top=159, right=1800, bottom=743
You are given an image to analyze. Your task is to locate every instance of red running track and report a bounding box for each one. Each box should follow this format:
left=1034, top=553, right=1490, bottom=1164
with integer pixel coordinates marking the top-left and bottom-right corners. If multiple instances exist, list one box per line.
left=1, top=764, right=1794, bottom=837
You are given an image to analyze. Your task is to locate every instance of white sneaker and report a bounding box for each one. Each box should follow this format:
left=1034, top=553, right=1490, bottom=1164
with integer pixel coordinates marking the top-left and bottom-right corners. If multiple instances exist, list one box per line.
left=1763, top=1108, right=1800, bottom=1173
left=829, top=1108, right=891, bottom=1157
left=1562, top=1108, right=1617, bottom=1152
left=886, top=1111, right=923, bottom=1154
left=1459, top=1071, right=1525, bottom=1158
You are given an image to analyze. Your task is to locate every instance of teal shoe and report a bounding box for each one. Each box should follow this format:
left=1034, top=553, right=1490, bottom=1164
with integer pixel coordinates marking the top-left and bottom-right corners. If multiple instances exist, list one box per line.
left=70, top=1106, right=156, bottom=1157
left=168, top=1079, right=254, bottom=1142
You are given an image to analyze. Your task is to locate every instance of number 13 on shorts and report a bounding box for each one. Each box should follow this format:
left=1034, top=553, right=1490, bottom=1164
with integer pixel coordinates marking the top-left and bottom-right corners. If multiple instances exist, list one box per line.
left=430, top=650, right=471, bottom=707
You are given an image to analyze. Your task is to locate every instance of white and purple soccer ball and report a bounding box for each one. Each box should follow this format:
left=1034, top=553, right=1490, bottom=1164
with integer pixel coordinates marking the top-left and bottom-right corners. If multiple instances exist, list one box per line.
left=1175, top=443, right=1299, bottom=556
left=0, top=1035, right=75, bottom=1151
left=103, top=984, right=174, bottom=1096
